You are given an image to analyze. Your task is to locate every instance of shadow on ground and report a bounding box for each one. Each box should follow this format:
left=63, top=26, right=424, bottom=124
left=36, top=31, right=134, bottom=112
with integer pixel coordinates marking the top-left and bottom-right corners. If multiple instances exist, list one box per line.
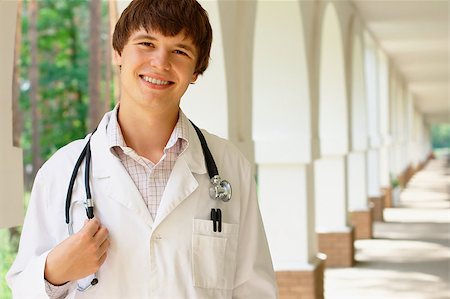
left=325, top=157, right=450, bottom=299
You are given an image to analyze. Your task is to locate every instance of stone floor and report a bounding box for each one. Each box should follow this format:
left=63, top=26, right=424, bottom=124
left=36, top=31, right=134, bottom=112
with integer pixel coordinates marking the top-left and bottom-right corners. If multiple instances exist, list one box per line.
left=324, top=155, right=450, bottom=299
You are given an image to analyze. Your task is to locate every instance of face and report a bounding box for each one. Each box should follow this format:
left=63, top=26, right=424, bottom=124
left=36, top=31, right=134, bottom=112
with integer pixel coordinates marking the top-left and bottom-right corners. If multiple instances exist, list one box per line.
left=114, top=28, right=198, bottom=114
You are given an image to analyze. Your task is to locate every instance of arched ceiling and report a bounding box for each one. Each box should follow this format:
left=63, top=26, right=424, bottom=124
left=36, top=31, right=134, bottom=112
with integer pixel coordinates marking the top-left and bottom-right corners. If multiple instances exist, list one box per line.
left=352, top=0, right=449, bottom=124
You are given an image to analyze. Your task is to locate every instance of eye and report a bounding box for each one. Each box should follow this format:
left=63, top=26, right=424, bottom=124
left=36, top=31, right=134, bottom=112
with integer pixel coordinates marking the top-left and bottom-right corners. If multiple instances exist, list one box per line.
left=174, top=49, right=188, bottom=56
left=139, top=42, right=154, bottom=47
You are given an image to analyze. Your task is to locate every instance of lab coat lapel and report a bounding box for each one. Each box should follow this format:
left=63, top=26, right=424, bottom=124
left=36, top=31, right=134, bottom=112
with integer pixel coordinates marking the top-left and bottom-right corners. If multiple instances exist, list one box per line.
left=152, top=157, right=198, bottom=228
left=107, top=158, right=154, bottom=227
left=90, top=112, right=154, bottom=227
left=152, top=119, right=207, bottom=229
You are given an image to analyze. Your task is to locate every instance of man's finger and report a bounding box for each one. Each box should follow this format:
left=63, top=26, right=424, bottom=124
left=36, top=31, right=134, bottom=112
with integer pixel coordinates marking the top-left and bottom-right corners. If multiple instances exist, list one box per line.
left=97, top=238, right=110, bottom=257
left=93, top=226, right=109, bottom=245
left=81, top=218, right=101, bottom=236
left=98, top=251, right=108, bottom=267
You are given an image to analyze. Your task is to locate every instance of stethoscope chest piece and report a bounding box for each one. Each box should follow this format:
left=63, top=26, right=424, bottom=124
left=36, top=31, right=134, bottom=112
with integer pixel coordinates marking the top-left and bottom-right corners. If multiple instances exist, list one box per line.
left=189, top=120, right=232, bottom=203
left=209, top=175, right=232, bottom=202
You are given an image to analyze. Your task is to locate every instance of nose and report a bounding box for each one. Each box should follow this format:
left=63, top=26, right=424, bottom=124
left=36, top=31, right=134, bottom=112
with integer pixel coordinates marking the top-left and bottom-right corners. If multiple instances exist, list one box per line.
left=150, top=49, right=170, bottom=71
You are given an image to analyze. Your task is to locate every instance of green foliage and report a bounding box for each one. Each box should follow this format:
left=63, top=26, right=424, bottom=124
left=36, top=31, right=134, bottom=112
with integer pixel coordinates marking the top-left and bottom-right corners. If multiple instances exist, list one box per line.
left=20, top=0, right=113, bottom=168
left=20, top=0, right=91, bottom=164
left=390, top=174, right=400, bottom=189
left=0, top=229, right=16, bottom=299
left=0, top=200, right=30, bottom=299
left=431, top=124, right=450, bottom=149
left=0, top=192, right=28, bottom=299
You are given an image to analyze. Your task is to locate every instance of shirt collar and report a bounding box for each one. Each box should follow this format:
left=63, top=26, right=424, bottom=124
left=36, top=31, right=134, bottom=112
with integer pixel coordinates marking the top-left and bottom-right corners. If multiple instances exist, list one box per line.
left=106, top=103, right=190, bottom=157
left=107, top=104, right=126, bottom=151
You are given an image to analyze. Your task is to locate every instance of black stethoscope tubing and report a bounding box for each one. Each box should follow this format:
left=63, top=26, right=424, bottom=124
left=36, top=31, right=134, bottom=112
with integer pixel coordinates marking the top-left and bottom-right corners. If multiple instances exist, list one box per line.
left=65, top=121, right=228, bottom=225
left=189, top=120, right=218, bottom=179
left=65, top=128, right=96, bottom=225
left=64, top=121, right=230, bottom=290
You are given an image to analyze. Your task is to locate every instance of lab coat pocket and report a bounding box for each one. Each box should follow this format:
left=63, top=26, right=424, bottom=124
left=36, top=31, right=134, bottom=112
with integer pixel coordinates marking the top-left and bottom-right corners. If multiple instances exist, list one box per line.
left=192, top=219, right=239, bottom=290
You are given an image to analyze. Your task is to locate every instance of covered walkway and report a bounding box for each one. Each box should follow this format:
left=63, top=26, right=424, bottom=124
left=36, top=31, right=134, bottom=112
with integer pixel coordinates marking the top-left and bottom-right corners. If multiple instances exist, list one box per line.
left=325, top=155, right=450, bottom=299
left=0, top=1, right=448, bottom=298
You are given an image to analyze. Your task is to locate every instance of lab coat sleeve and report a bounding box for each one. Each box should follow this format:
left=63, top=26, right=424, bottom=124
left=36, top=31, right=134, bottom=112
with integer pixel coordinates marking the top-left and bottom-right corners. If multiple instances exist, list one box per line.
left=232, top=162, right=278, bottom=298
left=6, top=169, right=74, bottom=298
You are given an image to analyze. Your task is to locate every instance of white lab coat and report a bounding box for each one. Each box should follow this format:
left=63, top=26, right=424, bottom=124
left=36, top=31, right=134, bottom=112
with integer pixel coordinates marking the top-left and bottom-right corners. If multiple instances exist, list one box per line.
left=7, top=111, right=277, bottom=299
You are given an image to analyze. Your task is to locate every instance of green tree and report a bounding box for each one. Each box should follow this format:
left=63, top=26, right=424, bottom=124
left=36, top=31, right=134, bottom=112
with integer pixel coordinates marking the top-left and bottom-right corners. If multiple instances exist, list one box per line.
left=431, top=124, right=450, bottom=149
left=19, top=0, right=108, bottom=186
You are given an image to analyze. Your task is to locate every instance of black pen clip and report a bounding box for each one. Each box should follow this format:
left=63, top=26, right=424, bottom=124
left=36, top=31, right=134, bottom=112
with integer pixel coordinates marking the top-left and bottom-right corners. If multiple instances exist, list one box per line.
left=210, top=208, right=222, bottom=232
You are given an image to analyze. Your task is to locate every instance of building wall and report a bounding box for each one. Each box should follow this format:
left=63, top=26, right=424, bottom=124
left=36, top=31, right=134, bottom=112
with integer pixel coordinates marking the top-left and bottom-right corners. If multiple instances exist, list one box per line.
left=0, top=1, right=24, bottom=228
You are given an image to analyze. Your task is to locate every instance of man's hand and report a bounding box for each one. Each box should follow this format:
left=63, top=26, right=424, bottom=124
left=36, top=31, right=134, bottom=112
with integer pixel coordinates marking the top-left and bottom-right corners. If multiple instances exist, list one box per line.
left=44, top=218, right=110, bottom=286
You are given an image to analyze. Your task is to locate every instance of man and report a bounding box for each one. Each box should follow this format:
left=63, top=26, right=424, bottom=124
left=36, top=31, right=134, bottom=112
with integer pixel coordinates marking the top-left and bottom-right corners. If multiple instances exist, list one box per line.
left=7, top=0, right=277, bottom=298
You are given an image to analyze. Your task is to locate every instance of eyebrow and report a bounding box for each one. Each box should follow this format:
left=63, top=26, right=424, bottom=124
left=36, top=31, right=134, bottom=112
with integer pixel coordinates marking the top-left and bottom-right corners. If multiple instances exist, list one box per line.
left=132, top=34, right=196, bottom=55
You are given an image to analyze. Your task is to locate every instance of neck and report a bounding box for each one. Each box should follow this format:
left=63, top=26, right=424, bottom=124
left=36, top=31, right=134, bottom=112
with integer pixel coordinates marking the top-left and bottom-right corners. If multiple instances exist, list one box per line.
left=117, top=101, right=179, bottom=163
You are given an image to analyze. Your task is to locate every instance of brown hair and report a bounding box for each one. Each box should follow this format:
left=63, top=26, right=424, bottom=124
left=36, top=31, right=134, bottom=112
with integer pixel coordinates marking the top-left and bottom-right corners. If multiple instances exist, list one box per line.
left=112, top=0, right=213, bottom=75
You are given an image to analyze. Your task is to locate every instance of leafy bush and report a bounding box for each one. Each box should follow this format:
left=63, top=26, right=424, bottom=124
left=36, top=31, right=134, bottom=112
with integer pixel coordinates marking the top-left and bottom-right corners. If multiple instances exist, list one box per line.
left=431, top=124, right=450, bottom=149
left=0, top=229, right=18, bottom=299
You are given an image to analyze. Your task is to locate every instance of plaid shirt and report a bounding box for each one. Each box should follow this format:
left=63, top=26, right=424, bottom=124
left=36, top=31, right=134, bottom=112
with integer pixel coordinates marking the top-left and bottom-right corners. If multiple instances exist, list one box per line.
left=107, top=104, right=189, bottom=219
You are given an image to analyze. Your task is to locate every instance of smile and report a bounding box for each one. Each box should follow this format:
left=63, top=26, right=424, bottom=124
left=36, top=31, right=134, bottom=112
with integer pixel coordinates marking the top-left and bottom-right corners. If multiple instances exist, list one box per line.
left=141, top=75, right=173, bottom=86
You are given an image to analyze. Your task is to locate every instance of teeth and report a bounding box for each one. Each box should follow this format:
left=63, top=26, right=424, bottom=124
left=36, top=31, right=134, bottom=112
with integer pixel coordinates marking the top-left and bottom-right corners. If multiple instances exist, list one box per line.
left=142, top=76, right=170, bottom=85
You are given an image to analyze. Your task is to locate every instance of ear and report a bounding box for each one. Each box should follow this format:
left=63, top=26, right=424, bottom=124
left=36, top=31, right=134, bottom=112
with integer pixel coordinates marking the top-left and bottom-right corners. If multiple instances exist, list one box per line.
left=191, top=73, right=199, bottom=83
left=113, top=50, right=123, bottom=66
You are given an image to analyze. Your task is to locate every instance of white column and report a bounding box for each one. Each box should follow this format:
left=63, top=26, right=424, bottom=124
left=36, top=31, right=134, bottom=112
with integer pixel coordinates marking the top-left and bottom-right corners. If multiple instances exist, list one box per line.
left=216, top=0, right=257, bottom=163
left=348, top=19, right=369, bottom=212
left=412, top=109, right=422, bottom=165
left=394, top=77, right=405, bottom=175
left=315, top=3, right=350, bottom=232
left=365, top=33, right=382, bottom=197
left=259, top=164, right=316, bottom=269
left=0, top=1, right=24, bottom=228
left=315, top=157, right=348, bottom=231
left=378, top=50, right=391, bottom=188
left=347, top=152, right=367, bottom=210
left=406, top=91, right=414, bottom=167
left=253, top=0, right=317, bottom=270
left=367, top=150, right=381, bottom=196
left=399, top=81, right=408, bottom=172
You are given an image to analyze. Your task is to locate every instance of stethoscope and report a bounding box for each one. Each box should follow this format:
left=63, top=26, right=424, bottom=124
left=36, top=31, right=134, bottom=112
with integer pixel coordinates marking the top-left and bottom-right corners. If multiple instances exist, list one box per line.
left=65, top=121, right=232, bottom=291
